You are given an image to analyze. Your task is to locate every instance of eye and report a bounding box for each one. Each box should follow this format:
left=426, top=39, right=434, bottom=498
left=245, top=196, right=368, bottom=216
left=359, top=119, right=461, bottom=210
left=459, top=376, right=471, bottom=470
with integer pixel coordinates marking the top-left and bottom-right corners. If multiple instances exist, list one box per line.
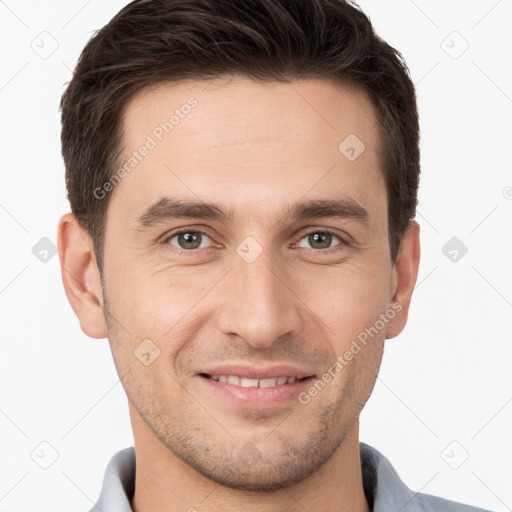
left=296, top=230, right=344, bottom=250
left=165, top=230, right=214, bottom=250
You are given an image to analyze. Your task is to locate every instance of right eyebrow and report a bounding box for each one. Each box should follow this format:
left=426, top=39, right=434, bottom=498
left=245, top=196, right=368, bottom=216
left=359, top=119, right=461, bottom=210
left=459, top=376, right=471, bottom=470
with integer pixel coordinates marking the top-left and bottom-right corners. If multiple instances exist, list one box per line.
left=133, top=197, right=234, bottom=229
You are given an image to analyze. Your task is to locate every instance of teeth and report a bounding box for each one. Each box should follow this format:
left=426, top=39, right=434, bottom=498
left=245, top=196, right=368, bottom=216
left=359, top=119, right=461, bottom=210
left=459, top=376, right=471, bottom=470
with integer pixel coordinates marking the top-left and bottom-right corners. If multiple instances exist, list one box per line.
left=208, top=375, right=302, bottom=388
left=259, top=378, right=278, bottom=388
left=240, top=377, right=259, bottom=388
left=227, top=375, right=240, bottom=386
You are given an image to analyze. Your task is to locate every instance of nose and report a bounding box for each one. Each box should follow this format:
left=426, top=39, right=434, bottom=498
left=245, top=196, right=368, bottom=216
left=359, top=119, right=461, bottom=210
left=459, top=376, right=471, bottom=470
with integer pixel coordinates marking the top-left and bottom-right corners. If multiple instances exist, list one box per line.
left=216, top=248, right=303, bottom=349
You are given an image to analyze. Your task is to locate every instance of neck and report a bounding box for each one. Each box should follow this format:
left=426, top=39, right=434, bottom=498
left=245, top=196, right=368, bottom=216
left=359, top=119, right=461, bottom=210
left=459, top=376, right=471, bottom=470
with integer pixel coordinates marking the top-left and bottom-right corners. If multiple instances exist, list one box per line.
left=130, top=409, right=370, bottom=512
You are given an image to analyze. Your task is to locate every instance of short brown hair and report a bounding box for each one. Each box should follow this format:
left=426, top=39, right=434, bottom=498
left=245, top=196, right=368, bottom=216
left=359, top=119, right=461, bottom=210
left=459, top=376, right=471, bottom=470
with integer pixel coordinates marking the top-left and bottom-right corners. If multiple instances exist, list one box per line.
left=61, top=0, right=420, bottom=274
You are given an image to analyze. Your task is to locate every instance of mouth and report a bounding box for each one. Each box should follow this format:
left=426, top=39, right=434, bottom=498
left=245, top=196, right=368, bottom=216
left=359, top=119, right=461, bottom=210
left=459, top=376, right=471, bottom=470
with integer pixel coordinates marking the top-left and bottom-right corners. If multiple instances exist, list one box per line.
left=197, top=366, right=315, bottom=409
left=199, top=373, right=310, bottom=388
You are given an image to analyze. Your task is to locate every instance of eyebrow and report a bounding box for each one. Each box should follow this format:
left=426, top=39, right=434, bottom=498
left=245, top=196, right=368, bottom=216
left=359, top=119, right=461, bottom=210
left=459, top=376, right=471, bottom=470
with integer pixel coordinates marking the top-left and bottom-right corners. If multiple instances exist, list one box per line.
left=133, top=196, right=369, bottom=229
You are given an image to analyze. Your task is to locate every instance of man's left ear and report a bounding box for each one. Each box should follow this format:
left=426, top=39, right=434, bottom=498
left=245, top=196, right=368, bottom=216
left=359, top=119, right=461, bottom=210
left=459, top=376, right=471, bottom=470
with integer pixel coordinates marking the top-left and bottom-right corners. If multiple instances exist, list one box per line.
left=385, top=220, right=421, bottom=340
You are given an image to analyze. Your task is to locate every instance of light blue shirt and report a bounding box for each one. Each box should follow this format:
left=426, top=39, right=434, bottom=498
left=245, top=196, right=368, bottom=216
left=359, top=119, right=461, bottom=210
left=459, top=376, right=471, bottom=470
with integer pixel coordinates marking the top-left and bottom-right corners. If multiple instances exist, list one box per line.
left=89, top=442, right=493, bottom=511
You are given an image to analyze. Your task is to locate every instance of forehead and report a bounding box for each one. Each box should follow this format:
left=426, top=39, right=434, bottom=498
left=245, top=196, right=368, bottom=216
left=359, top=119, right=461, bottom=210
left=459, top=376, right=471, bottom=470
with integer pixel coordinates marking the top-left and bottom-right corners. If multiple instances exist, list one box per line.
left=111, top=76, right=385, bottom=229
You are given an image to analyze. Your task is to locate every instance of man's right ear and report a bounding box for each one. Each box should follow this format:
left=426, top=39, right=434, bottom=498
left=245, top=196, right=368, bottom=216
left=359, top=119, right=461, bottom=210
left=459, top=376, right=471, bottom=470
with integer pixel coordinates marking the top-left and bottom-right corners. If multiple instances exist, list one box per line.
left=57, top=213, right=108, bottom=339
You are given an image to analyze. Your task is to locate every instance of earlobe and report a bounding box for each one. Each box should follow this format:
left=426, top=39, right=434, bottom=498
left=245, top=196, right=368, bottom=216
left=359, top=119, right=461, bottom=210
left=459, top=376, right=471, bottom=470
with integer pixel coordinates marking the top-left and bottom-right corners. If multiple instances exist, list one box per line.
left=57, top=213, right=108, bottom=339
left=385, top=220, right=421, bottom=340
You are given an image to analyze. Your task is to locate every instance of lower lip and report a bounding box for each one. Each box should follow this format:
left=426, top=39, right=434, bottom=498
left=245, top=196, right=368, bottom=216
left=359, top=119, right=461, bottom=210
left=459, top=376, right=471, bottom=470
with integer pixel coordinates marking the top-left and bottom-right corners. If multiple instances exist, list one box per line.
left=198, top=375, right=314, bottom=409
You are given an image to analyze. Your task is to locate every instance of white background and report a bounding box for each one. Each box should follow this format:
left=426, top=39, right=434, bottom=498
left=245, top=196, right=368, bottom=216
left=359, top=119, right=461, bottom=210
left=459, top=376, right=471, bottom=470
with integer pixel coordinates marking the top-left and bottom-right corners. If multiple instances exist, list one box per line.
left=0, top=1, right=511, bottom=511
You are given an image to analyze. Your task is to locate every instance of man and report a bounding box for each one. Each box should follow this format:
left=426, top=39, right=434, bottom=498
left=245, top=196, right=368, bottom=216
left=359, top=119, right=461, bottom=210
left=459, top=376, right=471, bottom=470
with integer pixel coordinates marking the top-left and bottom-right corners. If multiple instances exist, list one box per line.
left=57, top=0, right=492, bottom=510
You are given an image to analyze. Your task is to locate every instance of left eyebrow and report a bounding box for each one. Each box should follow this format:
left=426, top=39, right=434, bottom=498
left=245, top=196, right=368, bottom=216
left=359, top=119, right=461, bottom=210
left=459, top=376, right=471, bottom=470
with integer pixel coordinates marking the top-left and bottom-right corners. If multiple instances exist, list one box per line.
left=284, top=198, right=369, bottom=225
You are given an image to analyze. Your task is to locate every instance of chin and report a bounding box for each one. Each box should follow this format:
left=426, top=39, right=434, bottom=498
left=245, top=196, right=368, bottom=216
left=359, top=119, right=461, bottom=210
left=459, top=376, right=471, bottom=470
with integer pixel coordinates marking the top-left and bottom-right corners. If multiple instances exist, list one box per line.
left=190, top=459, right=316, bottom=491
left=162, top=429, right=345, bottom=492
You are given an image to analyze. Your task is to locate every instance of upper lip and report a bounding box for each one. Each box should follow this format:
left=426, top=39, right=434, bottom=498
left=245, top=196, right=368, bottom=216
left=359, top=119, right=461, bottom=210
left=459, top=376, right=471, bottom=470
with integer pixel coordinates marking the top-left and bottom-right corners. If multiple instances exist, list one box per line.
left=199, top=363, right=315, bottom=380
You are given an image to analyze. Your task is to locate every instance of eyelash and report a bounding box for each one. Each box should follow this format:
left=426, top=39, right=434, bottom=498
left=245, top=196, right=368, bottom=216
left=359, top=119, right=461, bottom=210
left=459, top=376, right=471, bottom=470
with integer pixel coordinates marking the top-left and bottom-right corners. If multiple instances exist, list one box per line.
left=162, top=227, right=348, bottom=254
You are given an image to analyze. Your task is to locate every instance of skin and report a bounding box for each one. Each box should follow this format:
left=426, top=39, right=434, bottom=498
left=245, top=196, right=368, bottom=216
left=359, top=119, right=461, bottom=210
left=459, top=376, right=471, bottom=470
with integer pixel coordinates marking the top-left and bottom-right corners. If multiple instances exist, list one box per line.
left=58, top=76, right=420, bottom=512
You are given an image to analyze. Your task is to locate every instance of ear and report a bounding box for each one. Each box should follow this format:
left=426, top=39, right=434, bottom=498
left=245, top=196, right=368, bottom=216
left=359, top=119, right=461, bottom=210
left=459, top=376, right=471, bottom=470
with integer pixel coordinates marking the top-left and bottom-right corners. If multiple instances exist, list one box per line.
left=385, top=220, right=421, bottom=339
left=57, top=213, right=108, bottom=339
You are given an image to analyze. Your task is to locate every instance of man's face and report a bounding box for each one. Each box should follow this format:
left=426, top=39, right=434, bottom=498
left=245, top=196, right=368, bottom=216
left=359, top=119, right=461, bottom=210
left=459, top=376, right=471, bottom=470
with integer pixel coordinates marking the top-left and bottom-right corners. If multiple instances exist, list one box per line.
left=101, top=76, right=401, bottom=489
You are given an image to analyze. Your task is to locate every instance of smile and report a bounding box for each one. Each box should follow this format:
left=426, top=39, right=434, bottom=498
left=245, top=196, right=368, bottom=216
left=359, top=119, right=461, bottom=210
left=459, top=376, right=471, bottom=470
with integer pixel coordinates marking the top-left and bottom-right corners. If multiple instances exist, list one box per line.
left=203, top=374, right=307, bottom=388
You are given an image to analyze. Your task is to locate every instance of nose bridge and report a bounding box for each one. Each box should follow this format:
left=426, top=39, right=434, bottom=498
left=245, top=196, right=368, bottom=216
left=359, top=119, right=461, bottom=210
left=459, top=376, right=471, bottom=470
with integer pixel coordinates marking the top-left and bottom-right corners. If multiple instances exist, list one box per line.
left=216, top=245, right=302, bottom=348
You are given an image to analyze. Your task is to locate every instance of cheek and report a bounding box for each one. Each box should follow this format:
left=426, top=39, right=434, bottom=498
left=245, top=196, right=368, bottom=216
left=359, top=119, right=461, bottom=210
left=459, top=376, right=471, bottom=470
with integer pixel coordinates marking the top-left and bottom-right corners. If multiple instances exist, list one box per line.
left=298, top=260, right=392, bottom=340
left=105, top=267, right=220, bottom=367
left=106, top=255, right=205, bottom=323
